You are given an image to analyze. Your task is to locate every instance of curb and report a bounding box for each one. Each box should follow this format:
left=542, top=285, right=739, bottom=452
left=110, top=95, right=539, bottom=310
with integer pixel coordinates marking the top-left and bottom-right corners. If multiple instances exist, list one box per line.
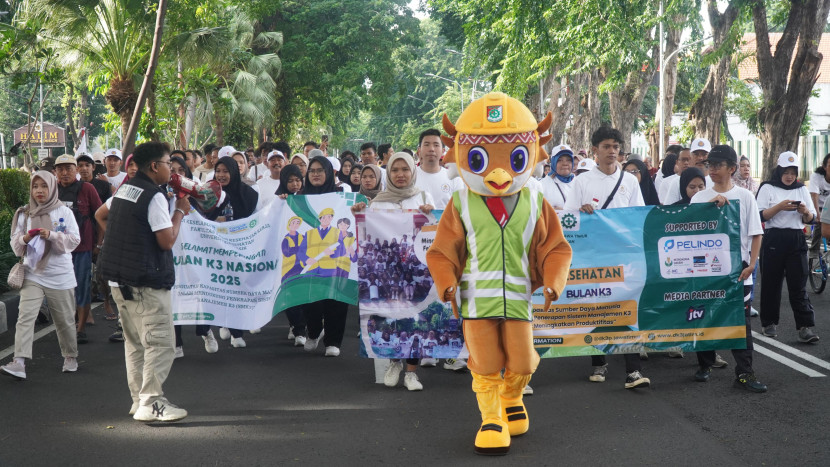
left=0, top=291, right=19, bottom=335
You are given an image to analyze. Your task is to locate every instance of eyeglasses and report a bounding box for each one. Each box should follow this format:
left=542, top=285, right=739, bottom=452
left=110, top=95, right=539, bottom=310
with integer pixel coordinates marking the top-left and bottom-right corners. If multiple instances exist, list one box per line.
left=707, top=161, right=727, bottom=170
left=625, top=169, right=640, bottom=175
left=156, top=160, right=172, bottom=167
left=308, top=168, right=326, bottom=175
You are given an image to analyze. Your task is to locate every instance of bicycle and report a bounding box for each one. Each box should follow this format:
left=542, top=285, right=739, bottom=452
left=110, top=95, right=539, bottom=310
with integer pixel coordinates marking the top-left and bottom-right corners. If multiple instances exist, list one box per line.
left=808, top=234, right=828, bottom=293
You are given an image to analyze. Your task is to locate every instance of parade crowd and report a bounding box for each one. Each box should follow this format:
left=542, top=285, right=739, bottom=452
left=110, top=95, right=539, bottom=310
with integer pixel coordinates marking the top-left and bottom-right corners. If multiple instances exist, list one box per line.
left=3, top=125, right=824, bottom=421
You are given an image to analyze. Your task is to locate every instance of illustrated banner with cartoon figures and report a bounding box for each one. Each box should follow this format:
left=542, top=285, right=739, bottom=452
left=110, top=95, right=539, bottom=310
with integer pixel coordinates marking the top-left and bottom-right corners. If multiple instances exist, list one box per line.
left=356, top=210, right=468, bottom=360
left=533, top=202, right=747, bottom=357
left=171, top=193, right=366, bottom=329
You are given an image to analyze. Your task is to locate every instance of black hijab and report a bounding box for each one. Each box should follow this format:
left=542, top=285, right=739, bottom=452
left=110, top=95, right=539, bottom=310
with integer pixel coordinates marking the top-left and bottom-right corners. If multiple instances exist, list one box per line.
left=660, top=153, right=678, bottom=178
left=757, top=165, right=805, bottom=192
left=213, top=156, right=259, bottom=219
left=302, top=156, right=341, bottom=194
left=276, top=164, right=304, bottom=196
left=673, top=167, right=706, bottom=205
left=623, top=159, right=660, bottom=206
left=338, top=155, right=355, bottom=185
left=347, top=163, right=364, bottom=192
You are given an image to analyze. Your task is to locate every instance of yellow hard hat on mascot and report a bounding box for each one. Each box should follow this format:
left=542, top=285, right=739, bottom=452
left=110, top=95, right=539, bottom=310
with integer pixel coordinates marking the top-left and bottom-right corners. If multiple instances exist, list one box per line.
left=441, top=92, right=553, bottom=197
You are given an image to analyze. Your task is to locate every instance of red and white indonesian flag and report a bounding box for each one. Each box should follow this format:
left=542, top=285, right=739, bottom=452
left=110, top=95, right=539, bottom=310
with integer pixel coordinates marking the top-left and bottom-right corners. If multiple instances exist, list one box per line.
left=76, top=128, right=88, bottom=155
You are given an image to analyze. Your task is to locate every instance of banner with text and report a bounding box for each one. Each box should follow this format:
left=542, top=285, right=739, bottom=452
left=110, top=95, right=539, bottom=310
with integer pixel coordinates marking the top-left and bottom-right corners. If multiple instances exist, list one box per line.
left=171, top=192, right=365, bottom=329
left=533, top=202, right=746, bottom=357
left=356, top=210, right=468, bottom=360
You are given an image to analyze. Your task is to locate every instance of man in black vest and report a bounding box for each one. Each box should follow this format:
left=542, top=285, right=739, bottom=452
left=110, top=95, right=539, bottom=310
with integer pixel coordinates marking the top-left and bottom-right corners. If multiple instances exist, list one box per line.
left=55, top=154, right=102, bottom=344
left=99, top=142, right=191, bottom=422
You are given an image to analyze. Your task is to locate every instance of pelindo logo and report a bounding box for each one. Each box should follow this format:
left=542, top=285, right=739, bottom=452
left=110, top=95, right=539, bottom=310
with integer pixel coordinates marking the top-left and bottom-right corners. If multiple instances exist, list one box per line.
left=664, top=239, right=675, bottom=252
left=677, top=239, right=723, bottom=250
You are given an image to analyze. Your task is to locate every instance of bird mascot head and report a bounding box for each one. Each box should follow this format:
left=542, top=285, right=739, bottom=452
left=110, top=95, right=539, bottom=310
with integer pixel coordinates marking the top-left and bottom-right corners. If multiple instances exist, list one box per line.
left=441, top=92, right=552, bottom=197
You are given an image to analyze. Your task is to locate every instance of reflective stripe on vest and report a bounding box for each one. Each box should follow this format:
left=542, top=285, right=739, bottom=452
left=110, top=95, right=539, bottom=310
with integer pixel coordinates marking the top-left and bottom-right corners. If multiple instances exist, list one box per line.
left=454, top=186, right=541, bottom=320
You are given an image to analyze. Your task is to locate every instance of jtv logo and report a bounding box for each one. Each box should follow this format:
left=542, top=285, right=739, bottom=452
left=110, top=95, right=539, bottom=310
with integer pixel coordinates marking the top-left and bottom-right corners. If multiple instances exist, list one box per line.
left=687, top=305, right=705, bottom=321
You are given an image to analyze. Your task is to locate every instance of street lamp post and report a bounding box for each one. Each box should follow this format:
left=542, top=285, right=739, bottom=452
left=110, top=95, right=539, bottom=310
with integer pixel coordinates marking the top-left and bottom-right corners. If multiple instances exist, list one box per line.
left=406, top=94, right=436, bottom=110
left=425, top=73, right=464, bottom=113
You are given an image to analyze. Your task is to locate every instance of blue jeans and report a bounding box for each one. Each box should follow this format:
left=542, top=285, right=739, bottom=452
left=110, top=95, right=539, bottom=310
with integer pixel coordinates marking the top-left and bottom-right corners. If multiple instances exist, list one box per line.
left=72, top=250, right=92, bottom=306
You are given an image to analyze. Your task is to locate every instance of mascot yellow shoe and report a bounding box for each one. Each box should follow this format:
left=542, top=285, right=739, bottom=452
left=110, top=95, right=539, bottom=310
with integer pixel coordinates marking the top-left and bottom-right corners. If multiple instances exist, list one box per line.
left=427, top=92, right=573, bottom=456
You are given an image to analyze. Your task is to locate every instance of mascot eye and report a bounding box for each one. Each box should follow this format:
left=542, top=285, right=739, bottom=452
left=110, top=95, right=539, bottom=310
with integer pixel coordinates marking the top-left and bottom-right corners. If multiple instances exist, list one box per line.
left=511, top=146, right=529, bottom=173
left=467, top=146, right=489, bottom=174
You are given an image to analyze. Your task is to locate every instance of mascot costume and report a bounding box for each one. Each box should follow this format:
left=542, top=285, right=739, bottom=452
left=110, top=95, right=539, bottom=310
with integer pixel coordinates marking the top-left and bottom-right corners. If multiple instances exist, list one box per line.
left=426, top=92, right=572, bottom=455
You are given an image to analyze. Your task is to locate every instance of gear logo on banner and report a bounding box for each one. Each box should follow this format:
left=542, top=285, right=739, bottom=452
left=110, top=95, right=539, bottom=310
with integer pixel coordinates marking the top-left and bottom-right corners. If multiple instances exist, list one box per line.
left=559, top=212, right=579, bottom=230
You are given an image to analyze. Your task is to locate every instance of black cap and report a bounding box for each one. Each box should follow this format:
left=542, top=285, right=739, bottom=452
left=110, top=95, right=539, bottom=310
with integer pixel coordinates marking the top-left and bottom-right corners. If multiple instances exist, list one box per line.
left=704, top=145, right=737, bottom=165
left=39, top=157, right=56, bottom=170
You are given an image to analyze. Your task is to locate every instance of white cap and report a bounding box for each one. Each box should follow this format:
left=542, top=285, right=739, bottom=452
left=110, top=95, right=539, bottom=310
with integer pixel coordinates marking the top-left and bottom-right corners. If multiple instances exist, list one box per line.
left=690, top=138, right=712, bottom=153
left=217, top=145, right=237, bottom=160
left=92, top=151, right=106, bottom=163
left=105, top=148, right=123, bottom=160
left=576, top=159, right=597, bottom=172
left=267, top=150, right=285, bottom=161
left=777, top=151, right=799, bottom=168
left=550, top=144, right=574, bottom=159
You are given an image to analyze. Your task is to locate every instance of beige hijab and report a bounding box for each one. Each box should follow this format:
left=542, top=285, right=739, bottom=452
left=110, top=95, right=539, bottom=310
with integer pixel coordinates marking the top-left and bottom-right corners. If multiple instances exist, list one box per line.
left=371, top=152, right=422, bottom=205
left=358, top=164, right=383, bottom=200
left=10, top=171, right=63, bottom=271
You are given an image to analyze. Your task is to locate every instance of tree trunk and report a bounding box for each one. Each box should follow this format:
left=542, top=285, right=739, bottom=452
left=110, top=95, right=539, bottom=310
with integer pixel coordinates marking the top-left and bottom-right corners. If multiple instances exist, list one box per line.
left=537, top=69, right=579, bottom=147
left=752, top=0, right=830, bottom=179
left=214, top=107, right=225, bottom=146
left=687, top=0, right=740, bottom=145
left=65, top=83, right=79, bottom=150
left=656, top=17, right=684, bottom=164
left=607, top=46, right=657, bottom=153
left=121, top=0, right=168, bottom=157
left=568, top=70, right=602, bottom=153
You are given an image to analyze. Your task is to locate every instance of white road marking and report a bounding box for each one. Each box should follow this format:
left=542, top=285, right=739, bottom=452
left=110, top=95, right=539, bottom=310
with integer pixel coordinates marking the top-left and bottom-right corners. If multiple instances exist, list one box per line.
left=0, top=324, right=56, bottom=361
left=753, top=342, right=826, bottom=377
left=752, top=331, right=830, bottom=371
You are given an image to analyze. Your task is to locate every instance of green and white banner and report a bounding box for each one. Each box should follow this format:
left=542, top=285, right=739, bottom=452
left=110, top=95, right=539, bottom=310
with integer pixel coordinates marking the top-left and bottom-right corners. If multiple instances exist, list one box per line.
left=171, top=193, right=365, bottom=329
left=533, top=202, right=747, bottom=357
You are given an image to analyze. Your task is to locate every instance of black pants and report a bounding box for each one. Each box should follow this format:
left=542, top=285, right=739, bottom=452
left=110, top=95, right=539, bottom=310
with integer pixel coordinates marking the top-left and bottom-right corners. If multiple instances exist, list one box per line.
left=175, top=325, right=221, bottom=346
left=591, top=353, right=641, bottom=373
left=697, top=285, right=754, bottom=376
left=760, top=229, right=815, bottom=329
left=284, top=306, right=307, bottom=337
left=304, top=299, right=348, bottom=347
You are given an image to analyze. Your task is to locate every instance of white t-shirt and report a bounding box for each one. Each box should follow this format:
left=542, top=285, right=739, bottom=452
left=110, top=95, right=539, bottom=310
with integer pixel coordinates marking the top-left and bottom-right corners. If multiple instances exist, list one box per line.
left=370, top=191, right=435, bottom=211
left=565, top=166, right=644, bottom=210
left=414, top=167, right=462, bottom=210
left=540, top=176, right=573, bottom=210
left=691, top=185, right=763, bottom=275
left=106, top=172, right=127, bottom=189
left=256, top=176, right=281, bottom=205
left=663, top=174, right=713, bottom=205
left=756, top=184, right=815, bottom=230
left=14, top=206, right=80, bottom=290
left=653, top=171, right=666, bottom=194
left=247, top=163, right=269, bottom=182
left=808, top=172, right=830, bottom=211
left=658, top=173, right=679, bottom=203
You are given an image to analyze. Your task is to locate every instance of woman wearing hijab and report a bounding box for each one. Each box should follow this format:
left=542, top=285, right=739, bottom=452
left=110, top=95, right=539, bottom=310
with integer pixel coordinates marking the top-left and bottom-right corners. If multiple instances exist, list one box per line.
left=338, top=155, right=355, bottom=186
left=733, top=156, right=759, bottom=195
left=274, top=163, right=309, bottom=347
left=358, top=164, right=382, bottom=201
left=671, top=167, right=707, bottom=205
left=298, top=155, right=350, bottom=357
left=622, top=159, right=660, bottom=206
left=654, top=153, right=678, bottom=195
left=540, top=145, right=575, bottom=210
left=352, top=152, right=434, bottom=391
left=2, top=171, right=81, bottom=380
left=291, top=154, right=309, bottom=177
left=208, top=156, right=260, bottom=348
left=756, top=152, right=819, bottom=343
left=347, top=163, right=363, bottom=192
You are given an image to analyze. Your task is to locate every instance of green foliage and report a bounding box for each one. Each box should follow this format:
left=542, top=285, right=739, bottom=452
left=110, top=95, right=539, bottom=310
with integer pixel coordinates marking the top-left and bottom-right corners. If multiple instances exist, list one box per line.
left=0, top=169, right=30, bottom=293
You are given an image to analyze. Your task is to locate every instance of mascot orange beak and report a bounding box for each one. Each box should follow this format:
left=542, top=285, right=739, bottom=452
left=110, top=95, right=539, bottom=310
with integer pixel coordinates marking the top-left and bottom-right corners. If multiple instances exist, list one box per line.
left=484, top=168, right=512, bottom=196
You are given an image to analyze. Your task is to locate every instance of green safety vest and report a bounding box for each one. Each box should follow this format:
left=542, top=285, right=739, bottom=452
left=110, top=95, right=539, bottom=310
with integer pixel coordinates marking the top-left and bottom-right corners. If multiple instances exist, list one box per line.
left=454, top=186, right=542, bottom=321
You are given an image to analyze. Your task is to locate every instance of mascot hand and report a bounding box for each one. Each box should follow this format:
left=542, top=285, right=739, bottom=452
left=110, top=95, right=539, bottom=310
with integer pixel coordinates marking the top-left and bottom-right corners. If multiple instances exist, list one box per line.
left=542, top=287, right=557, bottom=312
left=444, top=285, right=459, bottom=318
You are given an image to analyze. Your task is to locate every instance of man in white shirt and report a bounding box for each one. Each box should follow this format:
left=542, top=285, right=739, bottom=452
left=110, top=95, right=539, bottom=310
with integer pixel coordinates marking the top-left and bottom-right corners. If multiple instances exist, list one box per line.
left=564, top=126, right=649, bottom=390
left=247, top=143, right=270, bottom=182
left=690, top=144, right=767, bottom=393
left=414, top=129, right=462, bottom=210
left=256, top=150, right=285, bottom=205
left=98, top=148, right=126, bottom=189
left=193, top=143, right=218, bottom=183
left=659, top=148, right=691, bottom=203
left=662, top=139, right=713, bottom=205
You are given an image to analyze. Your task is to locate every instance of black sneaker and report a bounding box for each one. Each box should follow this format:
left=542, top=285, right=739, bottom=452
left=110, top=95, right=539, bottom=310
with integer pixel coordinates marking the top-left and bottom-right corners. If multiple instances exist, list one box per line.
left=694, top=367, right=711, bottom=382
left=761, top=324, right=777, bottom=338
left=624, top=370, right=650, bottom=389
left=734, top=373, right=767, bottom=393
left=77, top=331, right=89, bottom=344
left=36, top=312, right=49, bottom=324
left=109, top=330, right=124, bottom=343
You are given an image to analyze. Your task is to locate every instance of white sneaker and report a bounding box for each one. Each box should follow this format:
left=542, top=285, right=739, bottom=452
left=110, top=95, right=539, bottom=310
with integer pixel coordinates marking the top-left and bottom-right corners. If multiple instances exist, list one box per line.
left=174, top=347, right=184, bottom=359
left=294, top=336, right=307, bottom=347
left=420, top=358, right=438, bottom=367
left=231, top=337, right=247, bottom=348
left=250, top=328, right=261, bottom=334
left=1, top=361, right=26, bottom=380
left=384, top=360, right=404, bottom=387
left=304, top=336, right=320, bottom=352
left=129, top=401, right=139, bottom=416
left=750, top=307, right=759, bottom=317
left=203, top=330, right=219, bottom=353
left=219, top=327, right=231, bottom=340
left=61, top=357, right=78, bottom=373
left=523, top=384, right=534, bottom=395
left=443, top=358, right=467, bottom=371
left=403, top=371, right=423, bottom=391
left=133, top=397, right=188, bottom=422
left=287, top=326, right=295, bottom=340
left=325, top=346, right=340, bottom=357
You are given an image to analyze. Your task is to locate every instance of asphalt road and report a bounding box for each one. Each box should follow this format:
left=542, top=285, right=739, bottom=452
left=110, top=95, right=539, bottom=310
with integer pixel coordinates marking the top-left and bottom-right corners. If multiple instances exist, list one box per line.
left=0, top=280, right=828, bottom=466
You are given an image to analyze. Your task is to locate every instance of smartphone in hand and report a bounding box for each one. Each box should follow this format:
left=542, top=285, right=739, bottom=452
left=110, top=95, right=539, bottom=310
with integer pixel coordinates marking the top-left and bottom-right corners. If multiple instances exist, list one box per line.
left=28, top=228, right=41, bottom=237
